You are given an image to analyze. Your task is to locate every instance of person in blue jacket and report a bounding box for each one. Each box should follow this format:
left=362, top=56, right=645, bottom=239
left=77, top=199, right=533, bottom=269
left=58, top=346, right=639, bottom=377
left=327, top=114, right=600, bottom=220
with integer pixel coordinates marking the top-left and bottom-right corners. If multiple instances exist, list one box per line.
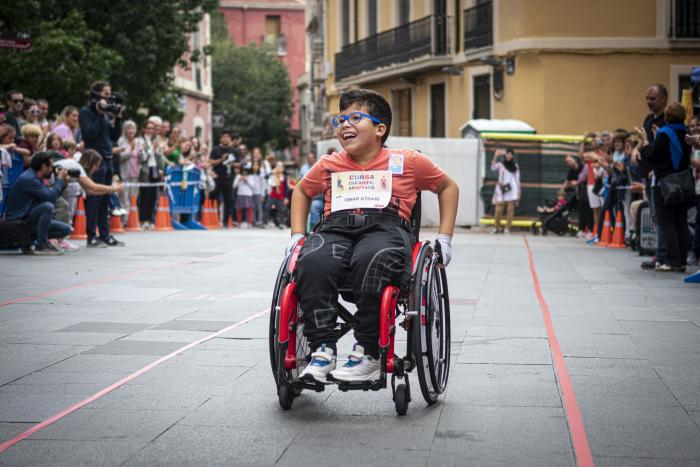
left=4, top=152, right=72, bottom=255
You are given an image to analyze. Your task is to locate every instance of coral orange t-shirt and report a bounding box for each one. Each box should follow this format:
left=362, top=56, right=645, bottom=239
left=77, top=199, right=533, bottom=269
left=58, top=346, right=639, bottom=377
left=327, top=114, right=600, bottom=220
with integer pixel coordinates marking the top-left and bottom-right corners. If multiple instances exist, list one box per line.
left=300, top=148, right=446, bottom=221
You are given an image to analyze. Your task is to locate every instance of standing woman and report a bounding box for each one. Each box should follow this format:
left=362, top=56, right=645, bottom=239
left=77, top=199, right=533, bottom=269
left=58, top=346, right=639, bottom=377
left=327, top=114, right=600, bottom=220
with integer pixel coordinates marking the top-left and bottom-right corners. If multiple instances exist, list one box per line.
left=491, top=147, right=521, bottom=234
left=52, top=106, right=80, bottom=144
left=640, top=103, right=692, bottom=271
left=117, top=120, right=141, bottom=223
left=137, top=120, right=163, bottom=230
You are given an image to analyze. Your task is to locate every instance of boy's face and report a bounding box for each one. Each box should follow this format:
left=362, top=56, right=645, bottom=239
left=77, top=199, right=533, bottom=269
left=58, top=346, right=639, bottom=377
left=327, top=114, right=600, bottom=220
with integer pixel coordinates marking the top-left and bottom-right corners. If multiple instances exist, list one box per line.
left=336, top=103, right=385, bottom=156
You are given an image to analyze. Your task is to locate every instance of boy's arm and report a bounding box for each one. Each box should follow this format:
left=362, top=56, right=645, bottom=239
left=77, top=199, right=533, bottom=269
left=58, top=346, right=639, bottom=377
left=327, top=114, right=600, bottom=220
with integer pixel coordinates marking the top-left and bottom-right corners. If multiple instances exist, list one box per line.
left=290, top=183, right=312, bottom=236
left=435, top=174, right=459, bottom=237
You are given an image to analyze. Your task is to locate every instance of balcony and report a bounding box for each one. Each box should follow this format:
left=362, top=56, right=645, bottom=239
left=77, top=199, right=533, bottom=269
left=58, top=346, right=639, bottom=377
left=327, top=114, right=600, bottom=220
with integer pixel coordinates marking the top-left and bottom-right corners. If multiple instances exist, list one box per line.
left=671, top=0, right=700, bottom=38
left=463, top=1, right=493, bottom=51
left=334, top=15, right=450, bottom=82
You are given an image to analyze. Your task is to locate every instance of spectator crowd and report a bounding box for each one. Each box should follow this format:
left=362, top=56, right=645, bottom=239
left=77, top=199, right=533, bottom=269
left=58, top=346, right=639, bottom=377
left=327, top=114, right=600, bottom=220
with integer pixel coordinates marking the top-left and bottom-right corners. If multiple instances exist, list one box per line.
left=540, top=84, right=700, bottom=272
left=0, top=83, right=306, bottom=256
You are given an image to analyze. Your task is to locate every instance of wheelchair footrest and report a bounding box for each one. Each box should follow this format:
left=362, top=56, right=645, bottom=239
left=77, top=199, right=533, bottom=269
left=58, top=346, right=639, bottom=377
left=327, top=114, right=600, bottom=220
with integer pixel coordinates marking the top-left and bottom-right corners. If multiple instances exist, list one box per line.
left=292, top=380, right=326, bottom=393
left=335, top=378, right=386, bottom=392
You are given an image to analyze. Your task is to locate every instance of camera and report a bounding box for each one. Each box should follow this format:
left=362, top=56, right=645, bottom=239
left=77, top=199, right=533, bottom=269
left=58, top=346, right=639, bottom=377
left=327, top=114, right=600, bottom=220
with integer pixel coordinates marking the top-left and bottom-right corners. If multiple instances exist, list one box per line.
left=104, top=94, right=124, bottom=115
left=53, top=166, right=81, bottom=178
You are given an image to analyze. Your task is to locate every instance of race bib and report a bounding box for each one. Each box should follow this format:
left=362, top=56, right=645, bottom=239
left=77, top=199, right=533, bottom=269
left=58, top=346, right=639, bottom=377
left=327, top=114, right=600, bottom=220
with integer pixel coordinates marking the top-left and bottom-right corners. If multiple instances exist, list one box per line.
left=331, top=170, right=392, bottom=212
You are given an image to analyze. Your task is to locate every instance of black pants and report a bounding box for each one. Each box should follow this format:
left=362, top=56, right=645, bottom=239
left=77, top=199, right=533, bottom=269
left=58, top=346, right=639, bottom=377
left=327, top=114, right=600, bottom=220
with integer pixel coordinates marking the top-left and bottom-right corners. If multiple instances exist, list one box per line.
left=653, top=187, right=689, bottom=267
left=86, top=158, right=113, bottom=241
left=576, top=183, right=594, bottom=232
left=138, top=174, right=160, bottom=223
left=296, top=221, right=411, bottom=358
left=212, top=180, right=233, bottom=226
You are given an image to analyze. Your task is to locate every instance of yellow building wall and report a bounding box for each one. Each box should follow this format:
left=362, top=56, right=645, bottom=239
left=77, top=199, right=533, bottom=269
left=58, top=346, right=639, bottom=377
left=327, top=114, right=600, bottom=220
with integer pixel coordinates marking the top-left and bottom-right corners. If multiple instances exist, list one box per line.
left=494, top=53, right=700, bottom=135
left=497, top=0, right=658, bottom=41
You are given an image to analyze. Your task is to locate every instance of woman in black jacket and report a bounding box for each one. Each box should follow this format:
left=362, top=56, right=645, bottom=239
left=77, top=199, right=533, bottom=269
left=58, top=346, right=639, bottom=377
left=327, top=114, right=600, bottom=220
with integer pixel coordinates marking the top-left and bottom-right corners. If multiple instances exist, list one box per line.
left=640, top=103, right=692, bottom=271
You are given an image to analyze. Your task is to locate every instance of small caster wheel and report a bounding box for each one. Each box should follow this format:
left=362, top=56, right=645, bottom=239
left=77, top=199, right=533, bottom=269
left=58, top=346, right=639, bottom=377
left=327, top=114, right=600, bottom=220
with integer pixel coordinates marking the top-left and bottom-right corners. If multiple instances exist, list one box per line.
left=278, top=384, right=294, bottom=410
left=394, top=383, right=409, bottom=416
left=531, top=224, right=539, bottom=236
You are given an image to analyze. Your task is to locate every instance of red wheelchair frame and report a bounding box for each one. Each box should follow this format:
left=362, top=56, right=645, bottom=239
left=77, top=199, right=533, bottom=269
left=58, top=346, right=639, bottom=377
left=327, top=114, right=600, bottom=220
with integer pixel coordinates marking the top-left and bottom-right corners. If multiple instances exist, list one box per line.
left=270, top=232, right=451, bottom=415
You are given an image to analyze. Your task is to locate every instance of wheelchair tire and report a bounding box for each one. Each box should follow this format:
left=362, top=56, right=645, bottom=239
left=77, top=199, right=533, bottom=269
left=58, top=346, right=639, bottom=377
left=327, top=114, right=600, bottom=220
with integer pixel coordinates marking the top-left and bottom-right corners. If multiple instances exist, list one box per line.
left=278, top=383, right=294, bottom=410
left=269, top=256, right=290, bottom=386
left=394, top=384, right=409, bottom=416
left=410, top=243, right=451, bottom=405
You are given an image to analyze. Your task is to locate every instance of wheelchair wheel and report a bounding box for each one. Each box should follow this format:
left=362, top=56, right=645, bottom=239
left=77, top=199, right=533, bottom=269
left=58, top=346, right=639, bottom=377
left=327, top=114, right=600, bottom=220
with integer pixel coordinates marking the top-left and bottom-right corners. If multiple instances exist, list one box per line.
left=269, top=256, right=307, bottom=398
left=394, top=383, right=409, bottom=416
left=410, top=243, right=451, bottom=405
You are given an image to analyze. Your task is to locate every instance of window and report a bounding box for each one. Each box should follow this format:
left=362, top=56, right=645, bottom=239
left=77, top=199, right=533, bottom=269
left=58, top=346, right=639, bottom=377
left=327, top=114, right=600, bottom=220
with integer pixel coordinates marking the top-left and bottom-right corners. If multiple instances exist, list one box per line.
left=672, top=0, right=700, bottom=38
left=398, top=0, right=410, bottom=25
left=193, top=28, right=202, bottom=90
left=342, top=0, right=350, bottom=45
left=677, top=74, right=700, bottom=113
left=392, top=89, right=412, bottom=136
left=472, top=74, right=491, bottom=119
left=265, top=16, right=281, bottom=44
left=368, top=0, right=377, bottom=36
left=430, top=83, right=445, bottom=138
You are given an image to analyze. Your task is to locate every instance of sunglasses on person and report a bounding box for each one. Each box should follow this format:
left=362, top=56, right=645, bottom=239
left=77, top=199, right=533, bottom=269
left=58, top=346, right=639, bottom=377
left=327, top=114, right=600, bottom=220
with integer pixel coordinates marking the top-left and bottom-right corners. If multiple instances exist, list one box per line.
left=331, top=111, right=383, bottom=128
left=11, top=98, right=23, bottom=104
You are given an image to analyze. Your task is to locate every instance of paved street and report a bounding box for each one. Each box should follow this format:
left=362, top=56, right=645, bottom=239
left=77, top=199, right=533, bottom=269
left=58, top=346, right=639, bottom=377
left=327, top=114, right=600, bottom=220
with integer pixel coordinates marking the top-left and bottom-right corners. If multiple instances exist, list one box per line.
left=0, top=227, right=699, bottom=466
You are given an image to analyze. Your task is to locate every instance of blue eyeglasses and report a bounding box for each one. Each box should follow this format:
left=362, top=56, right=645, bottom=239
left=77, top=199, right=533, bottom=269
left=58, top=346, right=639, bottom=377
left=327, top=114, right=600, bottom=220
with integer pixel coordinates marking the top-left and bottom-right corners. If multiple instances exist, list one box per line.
left=331, top=112, right=383, bottom=128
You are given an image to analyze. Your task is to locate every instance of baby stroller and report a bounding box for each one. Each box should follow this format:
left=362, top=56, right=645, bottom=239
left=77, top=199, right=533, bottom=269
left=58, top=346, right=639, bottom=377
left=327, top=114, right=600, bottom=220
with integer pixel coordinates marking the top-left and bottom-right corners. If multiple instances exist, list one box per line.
left=531, top=197, right=578, bottom=237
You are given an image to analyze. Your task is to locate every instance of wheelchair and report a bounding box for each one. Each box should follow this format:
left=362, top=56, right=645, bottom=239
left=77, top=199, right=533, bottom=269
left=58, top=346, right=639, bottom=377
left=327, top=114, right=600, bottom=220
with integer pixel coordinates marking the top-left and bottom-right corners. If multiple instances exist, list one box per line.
left=269, top=198, right=451, bottom=415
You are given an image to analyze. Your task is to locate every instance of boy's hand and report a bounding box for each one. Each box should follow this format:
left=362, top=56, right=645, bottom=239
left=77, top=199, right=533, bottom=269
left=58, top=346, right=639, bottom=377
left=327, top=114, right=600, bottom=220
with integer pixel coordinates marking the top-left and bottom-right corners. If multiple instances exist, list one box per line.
left=435, top=234, right=452, bottom=266
left=285, top=233, right=304, bottom=257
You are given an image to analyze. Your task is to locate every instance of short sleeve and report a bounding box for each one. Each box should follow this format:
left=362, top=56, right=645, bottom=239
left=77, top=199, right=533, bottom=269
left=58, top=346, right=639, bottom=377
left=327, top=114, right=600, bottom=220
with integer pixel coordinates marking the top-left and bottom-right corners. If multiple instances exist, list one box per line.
left=413, top=153, right=445, bottom=192
left=300, top=158, right=326, bottom=197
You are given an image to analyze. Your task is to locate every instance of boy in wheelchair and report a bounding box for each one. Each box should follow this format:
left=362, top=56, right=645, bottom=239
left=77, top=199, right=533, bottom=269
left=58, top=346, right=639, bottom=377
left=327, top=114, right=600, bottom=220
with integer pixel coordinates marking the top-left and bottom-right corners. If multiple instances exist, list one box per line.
left=286, top=89, right=459, bottom=384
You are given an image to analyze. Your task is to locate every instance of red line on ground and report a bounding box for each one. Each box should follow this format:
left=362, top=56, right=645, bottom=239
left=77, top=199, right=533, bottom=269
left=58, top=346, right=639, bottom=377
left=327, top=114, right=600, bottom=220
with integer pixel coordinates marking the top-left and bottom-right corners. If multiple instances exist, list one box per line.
left=523, top=237, right=594, bottom=467
left=0, top=240, right=277, bottom=308
left=0, top=308, right=269, bottom=453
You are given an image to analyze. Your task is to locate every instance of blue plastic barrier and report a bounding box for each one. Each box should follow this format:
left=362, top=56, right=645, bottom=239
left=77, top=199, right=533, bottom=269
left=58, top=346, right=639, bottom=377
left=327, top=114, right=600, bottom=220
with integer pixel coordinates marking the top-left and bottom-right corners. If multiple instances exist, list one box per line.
left=1, top=153, right=25, bottom=216
left=165, top=166, right=206, bottom=230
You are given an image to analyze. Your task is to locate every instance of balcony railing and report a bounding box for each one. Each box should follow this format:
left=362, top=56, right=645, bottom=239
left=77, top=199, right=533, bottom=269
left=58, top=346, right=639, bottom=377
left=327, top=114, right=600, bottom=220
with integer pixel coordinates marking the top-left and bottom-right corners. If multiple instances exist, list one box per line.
left=334, top=15, right=450, bottom=81
left=463, top=1, right=493, bottom=50
left=671, top=0, right=700, bottom=38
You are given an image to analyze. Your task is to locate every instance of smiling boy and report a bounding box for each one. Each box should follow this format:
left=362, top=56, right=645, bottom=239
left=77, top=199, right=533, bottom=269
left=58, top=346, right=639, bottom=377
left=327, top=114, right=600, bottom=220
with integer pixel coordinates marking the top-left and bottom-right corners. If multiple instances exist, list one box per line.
left=288, top=89, right=459, bottom=383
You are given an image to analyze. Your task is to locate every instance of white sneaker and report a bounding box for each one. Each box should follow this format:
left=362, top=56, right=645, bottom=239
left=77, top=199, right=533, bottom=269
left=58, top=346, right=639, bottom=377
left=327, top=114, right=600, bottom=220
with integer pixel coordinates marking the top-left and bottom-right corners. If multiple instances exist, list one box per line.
left=329, top=344, right=380, bottom=382
left=503, top=228, right=511, bottom=234
left=299, top=345, right=336, bottom=383
left=59, top=239, right=80, bottom=252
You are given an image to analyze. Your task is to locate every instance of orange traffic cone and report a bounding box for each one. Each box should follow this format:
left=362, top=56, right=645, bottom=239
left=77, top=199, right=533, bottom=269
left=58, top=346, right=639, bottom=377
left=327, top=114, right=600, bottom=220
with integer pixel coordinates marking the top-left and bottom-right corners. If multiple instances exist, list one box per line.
left=200, top=199, right=211, bottom=228
left=110, top=214, right=125, bottom=233
left=125, top=196, right=141, bottom=232
left=608, top=210, right=626, bottom=249
left=154, top=195, right=173, bottom=231
left=211, top=200, right=221, bottom=229
left=596, top=211, right=612, bottom=247
left=71, top=197, right=87, bottom=240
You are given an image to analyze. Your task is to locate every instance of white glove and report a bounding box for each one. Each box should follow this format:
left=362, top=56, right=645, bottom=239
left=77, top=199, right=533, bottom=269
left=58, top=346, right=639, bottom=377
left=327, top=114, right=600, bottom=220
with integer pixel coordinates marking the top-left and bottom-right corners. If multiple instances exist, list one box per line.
left=285, top=233, right=305, bottom=257
left=435, top=234, right=452, bottom=266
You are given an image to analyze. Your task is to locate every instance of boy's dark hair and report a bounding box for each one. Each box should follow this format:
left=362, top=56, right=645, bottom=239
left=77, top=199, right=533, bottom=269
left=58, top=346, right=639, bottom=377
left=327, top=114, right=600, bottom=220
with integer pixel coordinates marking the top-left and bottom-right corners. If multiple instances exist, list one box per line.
left=339, top=89, right=392, bottom=145
left=30, top=151, right=52, bottom=172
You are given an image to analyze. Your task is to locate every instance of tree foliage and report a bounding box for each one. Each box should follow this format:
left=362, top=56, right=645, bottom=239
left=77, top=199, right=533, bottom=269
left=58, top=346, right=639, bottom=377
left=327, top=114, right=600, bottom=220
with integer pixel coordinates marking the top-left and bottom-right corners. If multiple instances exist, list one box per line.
left=210, top=12, right=292, bottom=149
left=0, top=0, right=217, bottom=123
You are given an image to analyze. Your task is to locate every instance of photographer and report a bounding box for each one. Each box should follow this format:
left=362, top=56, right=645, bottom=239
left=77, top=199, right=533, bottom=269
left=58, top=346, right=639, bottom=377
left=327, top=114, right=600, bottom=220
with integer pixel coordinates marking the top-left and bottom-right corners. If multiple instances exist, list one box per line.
left=79, top=80, right=125, bottom=248
left=3, top=152, right=72, bottom=255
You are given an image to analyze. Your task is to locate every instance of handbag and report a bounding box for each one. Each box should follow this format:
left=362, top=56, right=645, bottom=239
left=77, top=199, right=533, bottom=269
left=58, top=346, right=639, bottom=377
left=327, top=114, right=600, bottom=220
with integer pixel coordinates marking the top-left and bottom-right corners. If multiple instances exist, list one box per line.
left=500, top=182, right=512, bottom=194
left=659, top=169, right=695, bottom=205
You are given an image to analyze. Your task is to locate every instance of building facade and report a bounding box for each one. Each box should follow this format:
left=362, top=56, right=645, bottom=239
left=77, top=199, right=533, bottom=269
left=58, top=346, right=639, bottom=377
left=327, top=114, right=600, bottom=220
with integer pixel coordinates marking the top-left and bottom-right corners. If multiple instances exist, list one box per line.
left=219, top=0, right=306, bottom=152
left=175, top=14, right=213, bottom=145
left=323, top=0, right=700, bottom=138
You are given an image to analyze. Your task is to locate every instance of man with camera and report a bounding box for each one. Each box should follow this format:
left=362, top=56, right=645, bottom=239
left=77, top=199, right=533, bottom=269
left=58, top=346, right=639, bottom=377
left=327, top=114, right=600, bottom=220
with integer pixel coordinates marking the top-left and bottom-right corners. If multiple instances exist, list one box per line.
left=79, top=80, right=125, bottom=248
left=4, top=152, right=72, bottom=255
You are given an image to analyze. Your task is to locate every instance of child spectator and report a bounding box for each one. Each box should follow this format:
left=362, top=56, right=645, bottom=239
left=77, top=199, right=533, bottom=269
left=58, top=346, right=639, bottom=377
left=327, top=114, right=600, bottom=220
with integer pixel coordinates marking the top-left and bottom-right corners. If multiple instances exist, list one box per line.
left=537, top=190, right=567, bottom=214
left=45, top=132, right=63, bottom=153
left=233, top=164, right=255, bottom=227
left=17, top=124, right=42, bottom=167
left=266, top=161, right=288, bottom=229
left=59, top=139, right=77, bottom=159
left=250, top=160, right=265, bottom=227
